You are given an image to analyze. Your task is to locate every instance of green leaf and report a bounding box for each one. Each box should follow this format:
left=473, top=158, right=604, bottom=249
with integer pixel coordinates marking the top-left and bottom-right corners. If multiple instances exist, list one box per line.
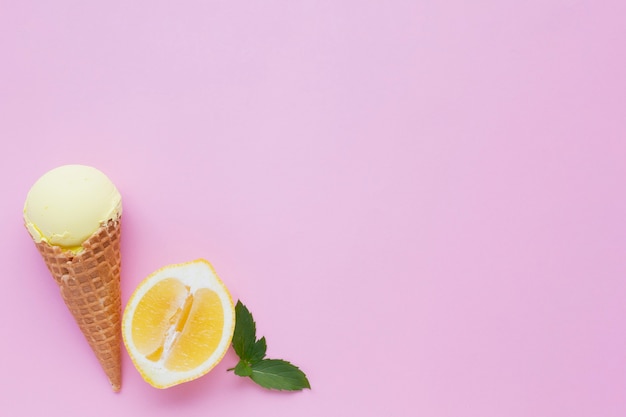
left=232, top=300, right=257, bottom=361
left=233, top=360, right=253, bottom=377
left=249, top=336, right=267, bottom=363
left=249, top=359, right=311, bottom=391
left=230, top=301, right=311, bottom=392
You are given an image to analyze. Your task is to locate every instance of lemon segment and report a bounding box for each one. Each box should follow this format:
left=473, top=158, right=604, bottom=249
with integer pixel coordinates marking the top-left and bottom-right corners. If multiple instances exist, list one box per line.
left=166, top=288, right=224, bottom=371
left=131, top=278, right=189, bottom=358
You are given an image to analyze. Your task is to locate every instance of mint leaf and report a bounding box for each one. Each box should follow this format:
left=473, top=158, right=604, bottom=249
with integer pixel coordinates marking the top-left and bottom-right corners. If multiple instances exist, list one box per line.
left=232, top=300, right=256, bottom=361
left=249, top=336, right=267, bottom=363
left=233, top=360, right=253, bottom=377
left=230, top=300, right=311, bottom=392
left=250, top=359, right=311, bottom=391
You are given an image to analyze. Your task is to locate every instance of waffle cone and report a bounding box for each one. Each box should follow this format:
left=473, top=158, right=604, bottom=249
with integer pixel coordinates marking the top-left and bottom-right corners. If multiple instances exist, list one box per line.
left=33, top=218, right=122, bottom=392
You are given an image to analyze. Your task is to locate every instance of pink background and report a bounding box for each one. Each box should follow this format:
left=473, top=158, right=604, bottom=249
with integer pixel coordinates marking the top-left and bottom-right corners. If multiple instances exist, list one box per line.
left=1, top=1, right=625, bottom=416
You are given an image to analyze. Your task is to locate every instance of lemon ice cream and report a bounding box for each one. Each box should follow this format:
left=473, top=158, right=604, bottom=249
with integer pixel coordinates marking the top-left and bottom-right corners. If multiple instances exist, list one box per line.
left=24, top=165, right=122, bottom=251
left=23, top=164, right=124, bottom=391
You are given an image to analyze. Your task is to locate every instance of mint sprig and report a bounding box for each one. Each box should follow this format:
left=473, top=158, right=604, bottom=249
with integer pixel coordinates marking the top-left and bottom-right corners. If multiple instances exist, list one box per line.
left=228, top=301, right=311, bottom=391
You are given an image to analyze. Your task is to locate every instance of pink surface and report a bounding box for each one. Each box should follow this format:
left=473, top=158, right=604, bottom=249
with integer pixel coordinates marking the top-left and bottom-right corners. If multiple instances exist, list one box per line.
left=1, top=1, right=625, bottom=416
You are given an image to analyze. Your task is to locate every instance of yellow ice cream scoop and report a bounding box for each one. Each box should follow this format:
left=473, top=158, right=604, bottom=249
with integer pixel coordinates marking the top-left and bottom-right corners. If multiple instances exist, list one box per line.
left=23, top=164, right=122, bottom=251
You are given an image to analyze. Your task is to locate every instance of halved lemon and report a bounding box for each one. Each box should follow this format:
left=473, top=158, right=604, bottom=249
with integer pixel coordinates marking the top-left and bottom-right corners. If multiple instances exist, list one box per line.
left=122, top=259, right=235, bottom=388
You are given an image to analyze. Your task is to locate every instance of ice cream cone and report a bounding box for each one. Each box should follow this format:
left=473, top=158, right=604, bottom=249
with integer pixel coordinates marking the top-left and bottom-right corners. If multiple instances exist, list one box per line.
left=24, top=165, right=123, bottom=392
left=33, top=217, right=122, bottom=392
